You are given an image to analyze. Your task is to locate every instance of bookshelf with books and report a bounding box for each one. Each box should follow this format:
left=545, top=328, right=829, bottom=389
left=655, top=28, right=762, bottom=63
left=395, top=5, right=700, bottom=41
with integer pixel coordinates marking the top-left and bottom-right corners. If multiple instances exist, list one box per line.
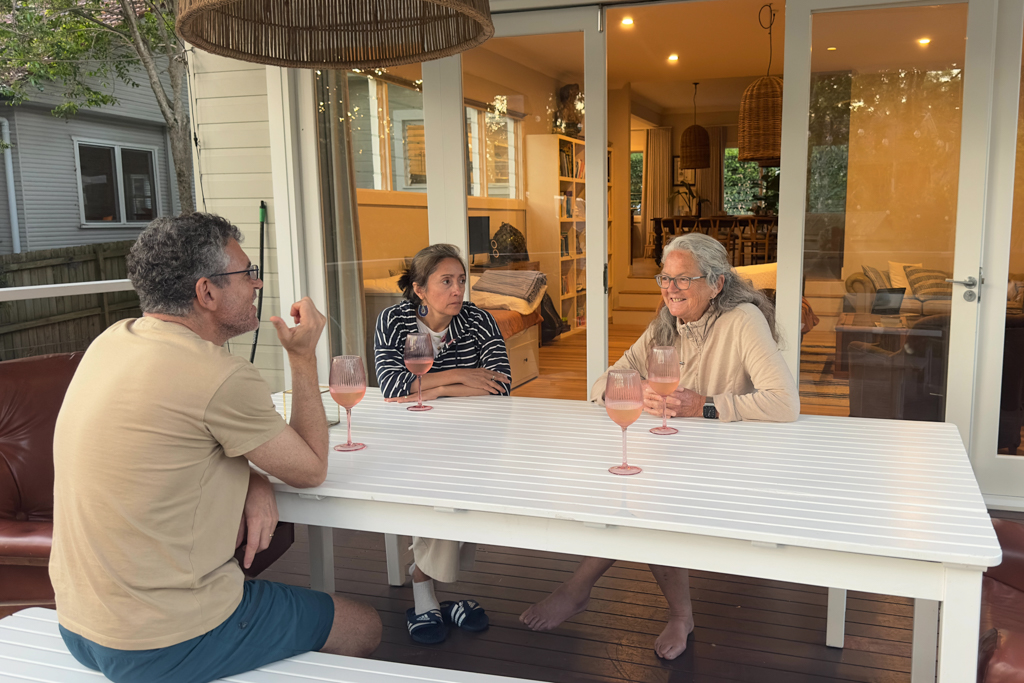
left=526, top=134, right=605, bottom=333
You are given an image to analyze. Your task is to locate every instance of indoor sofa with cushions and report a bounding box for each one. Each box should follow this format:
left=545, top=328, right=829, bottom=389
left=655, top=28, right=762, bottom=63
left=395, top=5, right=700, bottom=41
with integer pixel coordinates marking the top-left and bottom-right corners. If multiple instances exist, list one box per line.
left=0, top=353, right=293, bottom=613
left=845, top=262, right=953, bottom=316
left=978, top=517, right=1024, bottom=683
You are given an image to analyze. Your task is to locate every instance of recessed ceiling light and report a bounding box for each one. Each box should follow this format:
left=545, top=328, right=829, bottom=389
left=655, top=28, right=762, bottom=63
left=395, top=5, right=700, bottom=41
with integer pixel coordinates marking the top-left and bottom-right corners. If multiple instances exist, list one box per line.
left=918, top=38, right=931, bottom=45
left=621, top=17, right=634, bottom=25
left=827, top=46, right=837, bottom=51
left=668, top=54, right=679, bottom=62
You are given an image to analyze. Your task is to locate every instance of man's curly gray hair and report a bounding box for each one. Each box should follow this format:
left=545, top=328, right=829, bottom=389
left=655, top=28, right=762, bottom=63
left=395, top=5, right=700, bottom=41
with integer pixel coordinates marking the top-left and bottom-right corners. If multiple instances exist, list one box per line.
left=127, top=213, right=243, bottom=316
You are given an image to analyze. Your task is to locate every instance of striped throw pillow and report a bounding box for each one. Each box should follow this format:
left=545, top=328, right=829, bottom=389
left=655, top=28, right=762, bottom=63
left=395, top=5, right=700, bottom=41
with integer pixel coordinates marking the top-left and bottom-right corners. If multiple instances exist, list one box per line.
left=904, top=267, right=952, bottom=300
left=861, top=265, right=890, bottom=291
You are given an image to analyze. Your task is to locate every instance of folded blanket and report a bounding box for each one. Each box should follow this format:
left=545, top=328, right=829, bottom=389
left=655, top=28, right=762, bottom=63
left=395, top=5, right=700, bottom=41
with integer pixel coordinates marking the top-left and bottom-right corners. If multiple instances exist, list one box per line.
left=474, top=269, right=547, bottom=303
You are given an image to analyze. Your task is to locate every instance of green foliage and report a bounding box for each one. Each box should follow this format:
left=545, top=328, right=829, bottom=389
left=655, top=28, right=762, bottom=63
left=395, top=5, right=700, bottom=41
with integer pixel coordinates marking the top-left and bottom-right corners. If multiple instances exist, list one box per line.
left=629, top=151, right=642, bottom=213
left=724, top=148, right=761, bottom=214
left=0, top=0, right=176, bottom=118
left=671, top=178, right=709, bottom=216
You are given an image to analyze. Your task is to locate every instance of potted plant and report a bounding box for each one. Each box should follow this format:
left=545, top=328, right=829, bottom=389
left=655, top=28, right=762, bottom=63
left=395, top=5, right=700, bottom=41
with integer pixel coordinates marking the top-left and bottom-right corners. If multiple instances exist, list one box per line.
left=671, top=179, right=710, bottom=217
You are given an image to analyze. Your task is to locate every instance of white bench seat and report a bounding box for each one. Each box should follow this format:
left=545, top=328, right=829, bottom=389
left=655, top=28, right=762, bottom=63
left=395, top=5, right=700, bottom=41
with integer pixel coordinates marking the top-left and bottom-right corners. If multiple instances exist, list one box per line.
left=0, top=608, right=530, bottom=683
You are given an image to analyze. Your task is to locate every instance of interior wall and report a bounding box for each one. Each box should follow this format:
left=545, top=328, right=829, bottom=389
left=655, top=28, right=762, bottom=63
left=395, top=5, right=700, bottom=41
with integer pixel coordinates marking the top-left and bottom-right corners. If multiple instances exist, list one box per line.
left=1011, top=61, right=1024, bottom=276
left=357, top=47, right=561, bottom=278
left=841, top=71, right=962, bottom=278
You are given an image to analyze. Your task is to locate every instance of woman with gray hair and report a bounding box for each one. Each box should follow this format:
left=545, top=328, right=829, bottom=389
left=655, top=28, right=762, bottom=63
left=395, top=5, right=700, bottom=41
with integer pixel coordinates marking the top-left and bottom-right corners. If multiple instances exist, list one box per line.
left=520, top=232, right=798, bottom=660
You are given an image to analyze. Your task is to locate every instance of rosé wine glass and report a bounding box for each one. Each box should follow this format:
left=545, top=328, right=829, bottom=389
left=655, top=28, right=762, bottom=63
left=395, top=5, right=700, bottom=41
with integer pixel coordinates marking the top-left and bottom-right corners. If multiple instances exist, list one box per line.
left=605, top=368, right=644, bottom=476
left=329, top=355, right=367, bottom=451
left=404, top=333, right=434, bottom=412
left=647, top=346, right=680, bottom=435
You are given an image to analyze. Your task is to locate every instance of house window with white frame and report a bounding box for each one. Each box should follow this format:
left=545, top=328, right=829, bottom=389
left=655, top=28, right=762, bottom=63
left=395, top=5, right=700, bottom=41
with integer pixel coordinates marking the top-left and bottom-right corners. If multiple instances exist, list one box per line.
left=75, top=139, right=158, bottom=225
left=344, top=73, right=521, bottom=198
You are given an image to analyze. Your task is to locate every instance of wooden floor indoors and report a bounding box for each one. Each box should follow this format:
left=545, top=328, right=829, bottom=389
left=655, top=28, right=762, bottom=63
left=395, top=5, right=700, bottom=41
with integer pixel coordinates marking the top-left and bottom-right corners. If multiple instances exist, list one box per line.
left=261, top=525, right=920, bottom=683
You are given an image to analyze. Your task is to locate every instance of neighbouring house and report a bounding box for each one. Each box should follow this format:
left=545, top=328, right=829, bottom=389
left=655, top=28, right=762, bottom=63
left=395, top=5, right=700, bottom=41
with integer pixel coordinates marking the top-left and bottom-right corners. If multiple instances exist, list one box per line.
left=0, top=67, right=188, bottom=256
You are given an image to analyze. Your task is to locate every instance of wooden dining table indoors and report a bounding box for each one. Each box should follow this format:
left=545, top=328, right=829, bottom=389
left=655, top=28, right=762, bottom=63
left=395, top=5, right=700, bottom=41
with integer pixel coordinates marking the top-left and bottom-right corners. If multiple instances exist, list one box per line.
left=270, top=389, right=999, bottom=683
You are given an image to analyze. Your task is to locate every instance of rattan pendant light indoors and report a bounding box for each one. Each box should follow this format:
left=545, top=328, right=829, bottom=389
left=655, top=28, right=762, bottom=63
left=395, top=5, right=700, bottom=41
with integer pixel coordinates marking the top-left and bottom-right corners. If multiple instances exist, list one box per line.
left=738, top=4, right=782, bottom=166
left=679, top=82, right=710, bottom=170
left=176, top=0, right=495, bottom=70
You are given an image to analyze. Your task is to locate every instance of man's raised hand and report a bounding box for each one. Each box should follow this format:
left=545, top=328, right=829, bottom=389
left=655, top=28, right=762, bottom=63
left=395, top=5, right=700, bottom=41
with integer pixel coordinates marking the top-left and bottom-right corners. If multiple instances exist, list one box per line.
left=270, top=297, right=326, bottom=360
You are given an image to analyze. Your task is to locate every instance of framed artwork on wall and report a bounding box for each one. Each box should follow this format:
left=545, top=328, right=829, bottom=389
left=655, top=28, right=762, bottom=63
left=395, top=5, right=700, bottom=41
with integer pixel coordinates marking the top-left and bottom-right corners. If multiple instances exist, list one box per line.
left=672, top=156, right=695, bottom=187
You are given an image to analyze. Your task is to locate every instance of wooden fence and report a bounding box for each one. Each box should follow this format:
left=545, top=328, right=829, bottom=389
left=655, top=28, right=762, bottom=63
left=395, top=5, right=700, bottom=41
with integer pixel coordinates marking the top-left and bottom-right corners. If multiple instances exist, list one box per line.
left=0, top=241, right=141, bottom=360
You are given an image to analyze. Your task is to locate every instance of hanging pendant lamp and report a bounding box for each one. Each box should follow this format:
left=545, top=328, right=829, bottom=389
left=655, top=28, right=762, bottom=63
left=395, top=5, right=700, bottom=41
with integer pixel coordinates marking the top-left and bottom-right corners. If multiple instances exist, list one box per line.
left=738, top=4, right=782, bottom=166
left=679, top=82, right=710, bottom=170
left=176, top=0, right=495, bottom=70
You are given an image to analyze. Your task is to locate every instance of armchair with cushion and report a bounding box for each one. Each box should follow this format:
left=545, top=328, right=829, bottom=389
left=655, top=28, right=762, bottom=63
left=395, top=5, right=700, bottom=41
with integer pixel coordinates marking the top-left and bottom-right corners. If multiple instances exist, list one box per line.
left=0, top=353, right=294, bottom=614
left=978, top=518, right=1024, bottom=683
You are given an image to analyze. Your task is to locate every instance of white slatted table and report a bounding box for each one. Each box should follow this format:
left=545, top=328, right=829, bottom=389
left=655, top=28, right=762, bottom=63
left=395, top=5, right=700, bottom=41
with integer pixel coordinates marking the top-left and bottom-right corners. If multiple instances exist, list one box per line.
left=0, top=608, right=535, bottom=683
left=272, top=389, right=1001, bottom=683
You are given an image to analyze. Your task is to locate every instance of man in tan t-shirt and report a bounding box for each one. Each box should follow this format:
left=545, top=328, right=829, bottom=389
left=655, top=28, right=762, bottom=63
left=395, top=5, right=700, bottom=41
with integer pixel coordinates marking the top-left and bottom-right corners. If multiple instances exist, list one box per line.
left=50, top=213, right=381, bottom=683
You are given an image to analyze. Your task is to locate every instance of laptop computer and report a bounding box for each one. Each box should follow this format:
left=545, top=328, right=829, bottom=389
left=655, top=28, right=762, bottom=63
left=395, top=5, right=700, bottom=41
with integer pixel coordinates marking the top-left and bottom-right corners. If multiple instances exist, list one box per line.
left=871, top=287, right=906, bottom=316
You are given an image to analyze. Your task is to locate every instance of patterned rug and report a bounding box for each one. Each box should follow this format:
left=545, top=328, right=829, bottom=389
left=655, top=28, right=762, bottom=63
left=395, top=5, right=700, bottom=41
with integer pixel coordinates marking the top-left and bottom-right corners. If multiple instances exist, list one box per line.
left=800, top=340, right=849, bottom=415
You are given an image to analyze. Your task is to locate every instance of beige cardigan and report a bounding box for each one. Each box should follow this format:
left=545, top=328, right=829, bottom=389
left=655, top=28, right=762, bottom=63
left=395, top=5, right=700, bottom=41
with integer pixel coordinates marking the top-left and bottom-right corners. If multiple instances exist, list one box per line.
left=592, top=303, right=799, bottom=422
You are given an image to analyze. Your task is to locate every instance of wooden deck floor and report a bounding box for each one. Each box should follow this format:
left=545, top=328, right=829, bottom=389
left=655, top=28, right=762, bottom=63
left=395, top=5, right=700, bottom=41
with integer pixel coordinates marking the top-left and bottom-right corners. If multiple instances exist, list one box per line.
left=262, top=525, right=919, bottom=683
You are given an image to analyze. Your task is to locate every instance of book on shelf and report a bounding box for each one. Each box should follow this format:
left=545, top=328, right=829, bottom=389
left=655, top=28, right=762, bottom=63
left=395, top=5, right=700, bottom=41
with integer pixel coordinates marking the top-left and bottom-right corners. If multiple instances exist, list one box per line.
left=560, top=274, right=570, bottom=296
left=560, top=233, right=569, bottom=257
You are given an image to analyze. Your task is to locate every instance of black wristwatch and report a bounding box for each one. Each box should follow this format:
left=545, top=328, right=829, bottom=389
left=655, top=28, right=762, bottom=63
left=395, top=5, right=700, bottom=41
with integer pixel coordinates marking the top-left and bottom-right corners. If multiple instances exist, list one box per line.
left=702, top=396, right=718, bottom=420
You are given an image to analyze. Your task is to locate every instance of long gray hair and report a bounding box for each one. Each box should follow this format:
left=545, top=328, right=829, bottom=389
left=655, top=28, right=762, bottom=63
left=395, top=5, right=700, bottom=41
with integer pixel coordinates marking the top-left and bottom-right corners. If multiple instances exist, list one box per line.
left=651, top=233, right=780, bottom=346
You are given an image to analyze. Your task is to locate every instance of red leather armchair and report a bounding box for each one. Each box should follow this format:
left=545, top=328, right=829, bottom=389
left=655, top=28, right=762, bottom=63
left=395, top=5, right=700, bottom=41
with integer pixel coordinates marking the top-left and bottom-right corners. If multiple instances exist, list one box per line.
left=0, top=352, right=293, bottom=613
left=979, top=518, right=1024, bottom=683
left=0, top=352, right=83, bottom=610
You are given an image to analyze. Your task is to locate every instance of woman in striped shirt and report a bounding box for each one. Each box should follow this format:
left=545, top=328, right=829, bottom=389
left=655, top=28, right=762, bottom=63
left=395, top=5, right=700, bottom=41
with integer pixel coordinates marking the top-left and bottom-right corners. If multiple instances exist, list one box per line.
left=374, top=243, right=511, bottom=644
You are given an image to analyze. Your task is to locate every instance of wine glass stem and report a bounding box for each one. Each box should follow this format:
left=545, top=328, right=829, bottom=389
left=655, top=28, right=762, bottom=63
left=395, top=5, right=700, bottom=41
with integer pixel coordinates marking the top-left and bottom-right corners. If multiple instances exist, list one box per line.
left=417, top=375, right=424, bottom=408
left=345, top=408, right=353, bottom=446
left=662, top=396, right=669, bottom=430
left=621, top=427, right=629, bottom=468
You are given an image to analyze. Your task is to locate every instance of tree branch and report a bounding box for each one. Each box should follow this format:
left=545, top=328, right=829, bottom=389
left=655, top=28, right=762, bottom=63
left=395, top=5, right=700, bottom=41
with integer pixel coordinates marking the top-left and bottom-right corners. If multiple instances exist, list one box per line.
left=116, top=0, right=175, bottom=124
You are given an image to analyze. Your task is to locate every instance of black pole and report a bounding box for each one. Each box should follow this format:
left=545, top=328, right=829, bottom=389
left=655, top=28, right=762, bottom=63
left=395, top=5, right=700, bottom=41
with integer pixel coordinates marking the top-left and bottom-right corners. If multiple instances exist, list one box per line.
left=250, top=201, right=266, bottom=364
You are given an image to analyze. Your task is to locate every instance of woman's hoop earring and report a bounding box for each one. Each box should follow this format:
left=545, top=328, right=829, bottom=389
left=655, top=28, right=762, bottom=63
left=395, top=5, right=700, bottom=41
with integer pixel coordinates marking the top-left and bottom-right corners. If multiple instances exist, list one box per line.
left=417, top=303, right=429, bottom=317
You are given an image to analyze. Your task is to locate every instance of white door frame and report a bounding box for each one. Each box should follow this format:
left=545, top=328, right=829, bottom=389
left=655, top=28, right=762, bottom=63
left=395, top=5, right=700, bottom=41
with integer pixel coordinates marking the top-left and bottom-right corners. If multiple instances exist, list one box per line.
left=971, top=0, right=1024, bottom=508
left=485, top=6, right=609, bottom=392
left=778, top=0, right=1009, bottom=474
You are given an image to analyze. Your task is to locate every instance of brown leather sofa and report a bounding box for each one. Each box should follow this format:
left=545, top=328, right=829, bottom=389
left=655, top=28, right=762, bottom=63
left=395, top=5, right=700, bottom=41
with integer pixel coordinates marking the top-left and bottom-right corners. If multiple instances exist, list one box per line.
left=978, top=518, right=1024, bottom=683
left=0, top=352, right=293, bottom=613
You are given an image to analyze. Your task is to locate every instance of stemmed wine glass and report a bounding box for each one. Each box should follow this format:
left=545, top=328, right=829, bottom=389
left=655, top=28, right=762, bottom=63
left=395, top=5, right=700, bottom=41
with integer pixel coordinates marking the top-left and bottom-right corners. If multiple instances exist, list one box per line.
left=329, top=355, right=367, bottom=451
left=404, top=332, right=434, bottom=412
left=605, top=368, right=644, bottom=476
left=647, top=346, right=680, bottom=435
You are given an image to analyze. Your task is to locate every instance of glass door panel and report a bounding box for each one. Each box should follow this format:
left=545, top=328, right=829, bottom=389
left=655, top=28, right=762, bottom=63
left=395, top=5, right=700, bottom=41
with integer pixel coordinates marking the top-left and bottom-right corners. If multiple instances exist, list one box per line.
left=316, top=64, right=431, bottom=385
left=460, top=32, right=590, bottom=399
left=798, top=4, right=968, bottom=420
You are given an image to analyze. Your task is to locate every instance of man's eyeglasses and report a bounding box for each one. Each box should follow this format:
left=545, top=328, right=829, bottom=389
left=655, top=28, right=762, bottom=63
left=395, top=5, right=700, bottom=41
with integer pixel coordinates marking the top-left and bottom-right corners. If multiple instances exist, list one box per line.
left=209, top=265, right=260, bottom=281
left=655, top=274, right=706, bottom=290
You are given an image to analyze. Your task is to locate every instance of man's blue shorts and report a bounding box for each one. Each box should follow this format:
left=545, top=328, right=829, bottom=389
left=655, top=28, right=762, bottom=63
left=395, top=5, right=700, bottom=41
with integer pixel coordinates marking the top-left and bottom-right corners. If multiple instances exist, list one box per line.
left=59, top=580, right=335, bottom=683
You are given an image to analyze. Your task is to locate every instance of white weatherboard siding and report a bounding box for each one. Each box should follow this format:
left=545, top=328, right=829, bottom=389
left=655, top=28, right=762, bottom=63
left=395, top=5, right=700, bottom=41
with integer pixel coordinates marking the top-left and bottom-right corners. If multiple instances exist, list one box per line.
left=189, top=49, right=284, bottom=391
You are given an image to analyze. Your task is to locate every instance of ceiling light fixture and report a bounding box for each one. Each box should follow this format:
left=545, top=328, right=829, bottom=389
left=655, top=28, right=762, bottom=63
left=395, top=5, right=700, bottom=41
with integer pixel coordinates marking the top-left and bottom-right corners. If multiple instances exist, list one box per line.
left=668, top=54, right=679, bottom=62
left=918, top=38, right=932, bottom=45
left=621, top=17, right=634, bottom=25
left=679, top=82, right=711, bottom=169
left=827, top=47, right=837, bottom=51
left=176, top=0, right=494, bottom=69
left=739, top=3, right=783, bottom=167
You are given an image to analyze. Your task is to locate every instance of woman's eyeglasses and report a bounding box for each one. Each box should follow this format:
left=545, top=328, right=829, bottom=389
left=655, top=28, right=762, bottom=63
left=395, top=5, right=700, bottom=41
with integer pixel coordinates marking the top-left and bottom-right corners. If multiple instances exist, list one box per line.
left=655, top=274, right=705, bottom=290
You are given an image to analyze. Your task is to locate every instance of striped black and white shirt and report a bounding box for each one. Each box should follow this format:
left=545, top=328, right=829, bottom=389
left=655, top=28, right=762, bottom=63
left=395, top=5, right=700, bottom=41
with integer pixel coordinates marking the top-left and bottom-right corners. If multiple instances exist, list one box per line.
left=374, top=300, right=512, bottom=399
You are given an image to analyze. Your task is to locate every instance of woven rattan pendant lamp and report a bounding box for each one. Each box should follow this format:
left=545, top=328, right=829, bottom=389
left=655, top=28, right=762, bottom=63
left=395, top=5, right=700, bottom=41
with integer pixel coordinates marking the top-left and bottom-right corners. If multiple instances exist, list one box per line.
left=738, top=4, right=782, bottom=166
left=176, top=0, right=495, bottom=70
left=679, top=82, right=710, bottom=170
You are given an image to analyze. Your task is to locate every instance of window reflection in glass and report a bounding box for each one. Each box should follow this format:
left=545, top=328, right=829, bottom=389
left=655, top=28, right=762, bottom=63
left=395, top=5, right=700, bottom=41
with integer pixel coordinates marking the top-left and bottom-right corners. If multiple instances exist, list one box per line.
left=121, top=149, right=155, bottom=222
left=388, top=82, right=427, bottom=193
left=79, top=144, right=119, bottom=222
left=346, top=73, right=384, bottom=190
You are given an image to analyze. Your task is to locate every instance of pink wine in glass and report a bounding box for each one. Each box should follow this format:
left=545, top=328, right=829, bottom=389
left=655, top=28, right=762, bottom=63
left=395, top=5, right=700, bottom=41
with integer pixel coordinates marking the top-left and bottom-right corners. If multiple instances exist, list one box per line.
left=329, top=356, right=367, bottom=452
left=606, top=403, right=643, bottom=428
left=403, top=333, right=434, bottom=412
left=605, top=368, right=644, bottom=476
left=330, top=386, right=366, bottom=409
left=404, top=359, right=434, bottom=376
left=647, top=346, right=681, bottom=436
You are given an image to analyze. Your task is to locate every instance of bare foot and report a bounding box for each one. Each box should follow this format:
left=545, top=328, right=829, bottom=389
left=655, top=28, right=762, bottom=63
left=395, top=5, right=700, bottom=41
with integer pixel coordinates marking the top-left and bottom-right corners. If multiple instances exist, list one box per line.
left=654, top=615, right=695, bottom=660
left=519, top=581, right=591, bottom=631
